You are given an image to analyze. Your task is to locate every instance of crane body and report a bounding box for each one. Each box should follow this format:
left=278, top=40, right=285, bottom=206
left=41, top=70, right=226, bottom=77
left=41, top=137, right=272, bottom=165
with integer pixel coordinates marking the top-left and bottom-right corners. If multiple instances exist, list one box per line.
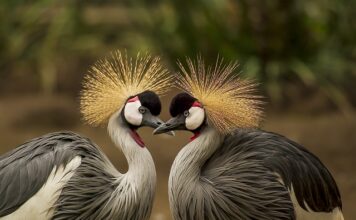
left=154, top=56, right=343, bottom=220
left=167, top=126, right=343, bottom=219
left=1, top=109, right=156, bottom=219
left=0, top=50, right=172, bottom=220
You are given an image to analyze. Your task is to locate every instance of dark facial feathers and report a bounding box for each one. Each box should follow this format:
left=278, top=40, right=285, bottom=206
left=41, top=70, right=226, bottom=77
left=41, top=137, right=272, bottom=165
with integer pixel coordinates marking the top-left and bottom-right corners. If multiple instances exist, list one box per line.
left=137, top=90, right=162, bottom=116
left=169, top=92, right=197, bottom=117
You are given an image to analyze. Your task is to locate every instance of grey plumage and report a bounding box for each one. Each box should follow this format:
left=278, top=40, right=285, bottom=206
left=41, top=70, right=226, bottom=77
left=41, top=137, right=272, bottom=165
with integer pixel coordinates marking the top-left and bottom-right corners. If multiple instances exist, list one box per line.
left=0, top=130, right=155, bottom=220
left=168, top=127, right=342, bottom=220
left=254, top=131, right=341, bottom=212
left=0, top=101, right=160, bottom=219
left=52, top=131, right=154, bottom=220
left=155, top=70, right=343, bottom=219
left=0, top=51, right=169, bottom=219
left=0, top=132, right=80, bottom=217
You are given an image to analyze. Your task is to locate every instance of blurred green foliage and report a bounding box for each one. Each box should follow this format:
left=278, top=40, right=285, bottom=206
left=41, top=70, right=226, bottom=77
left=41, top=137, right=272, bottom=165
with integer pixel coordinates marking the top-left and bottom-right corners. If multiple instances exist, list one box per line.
left=0, top=0, right=355, bottom=110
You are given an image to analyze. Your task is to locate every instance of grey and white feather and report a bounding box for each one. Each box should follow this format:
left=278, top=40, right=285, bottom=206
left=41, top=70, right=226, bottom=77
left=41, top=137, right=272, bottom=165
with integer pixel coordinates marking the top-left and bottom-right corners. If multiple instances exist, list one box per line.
left=0, top=50, right=172, bottom=220
left=169, top=128, right=343, bottom=219
left=154, top=92, right=343, bottom=220
left=0, top=110, right=156, bottom=220
left=169, top=127, right=295, bottom=220
left=0, top=88, right=168, bottom=220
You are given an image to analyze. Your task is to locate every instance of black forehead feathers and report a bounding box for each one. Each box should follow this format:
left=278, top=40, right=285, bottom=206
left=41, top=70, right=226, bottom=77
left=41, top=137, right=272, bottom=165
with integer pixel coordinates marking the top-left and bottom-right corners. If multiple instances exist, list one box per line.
left=136, top=90, right=161, bottom=116
left=170, top=92, right=197, bottom=117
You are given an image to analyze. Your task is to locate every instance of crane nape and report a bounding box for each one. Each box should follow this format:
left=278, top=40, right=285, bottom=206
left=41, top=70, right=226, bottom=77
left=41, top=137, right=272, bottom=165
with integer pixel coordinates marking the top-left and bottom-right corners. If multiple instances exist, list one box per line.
left=0, top=50, right=173, bottom=220
left=154, top=57, right=343, bottom=220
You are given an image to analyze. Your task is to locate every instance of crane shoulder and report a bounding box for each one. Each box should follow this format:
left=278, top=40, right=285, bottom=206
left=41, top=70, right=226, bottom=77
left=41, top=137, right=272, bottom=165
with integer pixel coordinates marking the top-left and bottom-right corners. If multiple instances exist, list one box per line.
left=202, top=129, right=342, bottom=214
left=0, top=131, right=108, bottom=217
left=199, top=130, right=294, bottom=219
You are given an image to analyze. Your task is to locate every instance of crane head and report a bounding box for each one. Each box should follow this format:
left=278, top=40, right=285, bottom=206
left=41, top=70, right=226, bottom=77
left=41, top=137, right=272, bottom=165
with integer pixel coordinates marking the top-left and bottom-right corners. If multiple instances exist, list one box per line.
left=80, top=50, right=173, bottom=127
left=117, top=90, right=173, bottom=147
left=153, top=92, right=206, bottom=136
left=155, top=56, right=264, bottom=135
left=122, top=90, right=163, bottom=129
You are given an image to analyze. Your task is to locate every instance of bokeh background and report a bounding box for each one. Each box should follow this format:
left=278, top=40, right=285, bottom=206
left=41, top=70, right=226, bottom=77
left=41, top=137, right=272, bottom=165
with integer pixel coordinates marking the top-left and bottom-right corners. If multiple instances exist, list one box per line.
left=0, top=0, right=355, bottom=219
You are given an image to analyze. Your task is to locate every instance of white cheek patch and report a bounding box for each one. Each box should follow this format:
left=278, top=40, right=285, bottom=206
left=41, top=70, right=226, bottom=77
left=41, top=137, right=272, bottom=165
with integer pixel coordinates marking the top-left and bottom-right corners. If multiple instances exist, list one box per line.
left=124, top=100, right=142, bottom=126
left=186, top=107, right=205, bottom=130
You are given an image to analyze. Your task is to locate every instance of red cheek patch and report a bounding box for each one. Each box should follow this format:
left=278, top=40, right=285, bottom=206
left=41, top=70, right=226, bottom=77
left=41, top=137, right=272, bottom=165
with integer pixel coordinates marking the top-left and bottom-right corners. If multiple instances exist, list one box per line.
left=130, top=129, right=145, bottom=148
left=190, top=131, right=201, bottom=141
left=192, top=101, right=203, bottom=108
left=127, top=96, right=139, bottom=103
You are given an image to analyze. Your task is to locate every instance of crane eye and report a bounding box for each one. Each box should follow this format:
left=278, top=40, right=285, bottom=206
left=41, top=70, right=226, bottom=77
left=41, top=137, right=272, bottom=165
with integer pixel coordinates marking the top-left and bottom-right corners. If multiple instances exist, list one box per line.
left=139, top=107, right=146, bottom=114
left=184, top=110, right=190, bottom=117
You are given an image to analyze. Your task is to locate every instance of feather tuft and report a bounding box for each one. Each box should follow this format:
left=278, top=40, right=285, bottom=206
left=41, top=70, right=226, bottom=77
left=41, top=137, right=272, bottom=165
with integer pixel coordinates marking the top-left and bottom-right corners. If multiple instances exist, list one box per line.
left=80, top=50, right=173, bottom=126
left=176, top=56, right=264, bottom=134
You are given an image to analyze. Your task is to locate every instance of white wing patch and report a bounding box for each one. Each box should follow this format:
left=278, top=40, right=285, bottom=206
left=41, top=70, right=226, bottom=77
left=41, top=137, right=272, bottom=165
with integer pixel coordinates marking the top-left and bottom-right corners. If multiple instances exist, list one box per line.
left=124, top=100, right=142, bottom=126
left=1, top=156, right=82, bottom=220
left=186, top=107, right=205, bottom=130
left=290, top=187, right=344, bottom=220
left=273, top=172, right=344, bottom=220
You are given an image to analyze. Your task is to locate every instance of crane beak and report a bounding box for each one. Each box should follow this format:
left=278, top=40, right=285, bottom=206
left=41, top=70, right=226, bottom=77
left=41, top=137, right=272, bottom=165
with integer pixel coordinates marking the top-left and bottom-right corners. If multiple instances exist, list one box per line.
left=153, top=115, right=185, bottom=135
left=142, top=113, right=175, bottom=136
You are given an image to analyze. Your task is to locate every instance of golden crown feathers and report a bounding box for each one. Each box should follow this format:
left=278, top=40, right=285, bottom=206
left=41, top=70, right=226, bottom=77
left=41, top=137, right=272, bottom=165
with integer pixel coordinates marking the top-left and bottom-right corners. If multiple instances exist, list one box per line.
left=80, top=50, right=173, bottom=126
left=176, top=56, right=264, bottom=134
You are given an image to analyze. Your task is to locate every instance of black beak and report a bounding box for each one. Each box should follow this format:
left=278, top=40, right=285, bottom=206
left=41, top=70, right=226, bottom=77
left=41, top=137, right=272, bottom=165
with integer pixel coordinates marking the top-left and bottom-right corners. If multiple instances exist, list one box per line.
left=153, top=115, right=185, bottom=135
left=142, top=113, right=175, bottom=136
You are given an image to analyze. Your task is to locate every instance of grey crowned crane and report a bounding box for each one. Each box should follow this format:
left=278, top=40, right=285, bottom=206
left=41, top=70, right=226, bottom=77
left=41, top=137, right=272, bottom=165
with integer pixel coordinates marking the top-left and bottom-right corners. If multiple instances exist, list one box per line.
left=0, top=51, right=173, bottom=220
left=154, top=57, right=343, bottom=220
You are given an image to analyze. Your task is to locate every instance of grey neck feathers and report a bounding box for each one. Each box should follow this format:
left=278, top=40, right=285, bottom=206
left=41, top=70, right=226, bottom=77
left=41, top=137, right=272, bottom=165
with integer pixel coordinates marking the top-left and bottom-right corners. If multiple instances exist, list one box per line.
left=170, top=127, right=222, bottom=184
left=107, top=110, right=156, bottom=199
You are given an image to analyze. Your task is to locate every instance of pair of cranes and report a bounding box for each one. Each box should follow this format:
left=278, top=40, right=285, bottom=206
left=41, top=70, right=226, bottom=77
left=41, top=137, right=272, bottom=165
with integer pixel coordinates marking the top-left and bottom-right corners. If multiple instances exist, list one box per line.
left=0, top=50, right=343, bottom=220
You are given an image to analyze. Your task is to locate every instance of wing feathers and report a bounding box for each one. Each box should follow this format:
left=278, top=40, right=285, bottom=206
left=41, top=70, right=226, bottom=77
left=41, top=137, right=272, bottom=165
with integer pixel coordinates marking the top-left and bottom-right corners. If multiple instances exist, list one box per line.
left=0, top=132, right=84, bottom=216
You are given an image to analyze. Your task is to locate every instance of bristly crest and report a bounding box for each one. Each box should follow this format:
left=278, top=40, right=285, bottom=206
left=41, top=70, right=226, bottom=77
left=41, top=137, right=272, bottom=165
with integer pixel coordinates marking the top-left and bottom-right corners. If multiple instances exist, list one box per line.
left=176, top=56, right=264, bottom=134
left=80, top=50, right=172, bottom=126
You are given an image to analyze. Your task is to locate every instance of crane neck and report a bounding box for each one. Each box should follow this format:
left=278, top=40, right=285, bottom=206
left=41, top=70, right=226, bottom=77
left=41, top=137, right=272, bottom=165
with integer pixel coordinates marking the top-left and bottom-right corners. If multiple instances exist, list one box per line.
left=107, top=110, right=156, bottom=187
left=170, top=127, right=222, bottom=181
